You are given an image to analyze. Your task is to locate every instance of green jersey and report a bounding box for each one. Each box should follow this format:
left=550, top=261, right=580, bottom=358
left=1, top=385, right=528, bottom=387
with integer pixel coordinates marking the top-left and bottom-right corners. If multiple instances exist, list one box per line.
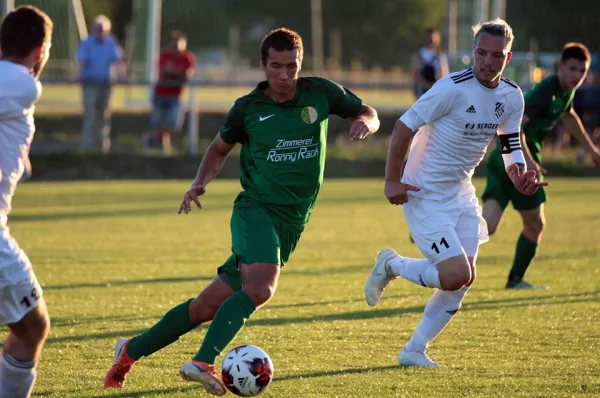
left=489, top=74, right=575, bottom=164
left=522, top=74, right=575, bottom=157
left=219, top=77, right=362, bottom=224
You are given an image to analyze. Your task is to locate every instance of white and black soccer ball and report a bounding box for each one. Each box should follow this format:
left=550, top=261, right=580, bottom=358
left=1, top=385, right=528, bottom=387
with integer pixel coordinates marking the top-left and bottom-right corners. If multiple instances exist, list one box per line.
left=221, top=345, right=274, bottom=397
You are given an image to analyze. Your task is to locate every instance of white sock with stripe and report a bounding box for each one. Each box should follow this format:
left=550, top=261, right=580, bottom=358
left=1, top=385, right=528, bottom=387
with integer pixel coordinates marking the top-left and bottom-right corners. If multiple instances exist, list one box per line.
left=388, top=256, right=442, bottom=289
left=0, top=352, right=37, bottom=398
left=405, top=285, right=470, bottom=352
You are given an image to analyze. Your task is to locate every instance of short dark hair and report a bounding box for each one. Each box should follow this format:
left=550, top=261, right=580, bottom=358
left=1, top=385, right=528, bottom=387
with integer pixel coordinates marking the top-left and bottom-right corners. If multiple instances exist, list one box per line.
left=425, top=27, right=439, bottom=35
left=561, top=42, right=590, bottom=63
left=260, top=28, right=303, bottom=65
left=170, top=30, right=187, bottom=41
left=0, top=6, right=53, bottom=58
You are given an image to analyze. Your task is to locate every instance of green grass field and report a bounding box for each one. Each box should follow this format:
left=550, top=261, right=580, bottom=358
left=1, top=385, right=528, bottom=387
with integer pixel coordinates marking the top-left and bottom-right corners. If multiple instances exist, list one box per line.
left=3, top=178, right=600, bottom=397
left=37, top=84, right=415, bottom=114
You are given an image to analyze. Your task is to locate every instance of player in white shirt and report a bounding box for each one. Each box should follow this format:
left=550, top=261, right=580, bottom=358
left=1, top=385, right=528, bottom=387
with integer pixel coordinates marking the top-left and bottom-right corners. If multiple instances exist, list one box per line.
left=364, top=19, right=547, bottom=367
left=0, top=6, right=53, bottom=398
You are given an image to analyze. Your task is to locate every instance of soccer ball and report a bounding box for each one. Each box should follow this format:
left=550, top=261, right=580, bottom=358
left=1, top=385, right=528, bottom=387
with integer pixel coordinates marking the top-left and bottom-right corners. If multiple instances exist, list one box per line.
left=221, top=345, right=274, bottom=397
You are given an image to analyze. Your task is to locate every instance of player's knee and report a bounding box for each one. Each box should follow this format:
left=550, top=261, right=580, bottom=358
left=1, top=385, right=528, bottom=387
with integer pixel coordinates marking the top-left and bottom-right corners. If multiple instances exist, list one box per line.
left=487, top=222, right=498, bottom=236
left=240, top=262, right=279, bottom=306
left=34, top=307, right=50, bottom=343
left=438, top=256, right=471, bottom=290
left=444, top=278, right=469, bottom=291
left=441, top=267, right=471, bottom=291
left=189, top=297, right=216, bottom=326
left=38, top=316, right=50, bottom=345
left=524, top=216, right=545, bottom=237
left=21, top=308, right=50, bottom=347
left=244, top=284, right=276, bottom=307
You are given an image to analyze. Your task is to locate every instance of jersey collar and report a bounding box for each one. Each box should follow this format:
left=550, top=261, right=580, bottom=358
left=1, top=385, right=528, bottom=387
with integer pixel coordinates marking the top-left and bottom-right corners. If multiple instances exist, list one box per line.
left=255, top=80, right=299, bottom=104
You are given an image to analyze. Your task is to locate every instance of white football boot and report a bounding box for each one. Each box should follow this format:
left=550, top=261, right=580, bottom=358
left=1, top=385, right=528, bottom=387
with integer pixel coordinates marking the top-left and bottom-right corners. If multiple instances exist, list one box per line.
left=399, top=348, right=443, bottom=368
left=179, top=360, right=226, bottom=396
left=365, top=248, right=398, bottom=306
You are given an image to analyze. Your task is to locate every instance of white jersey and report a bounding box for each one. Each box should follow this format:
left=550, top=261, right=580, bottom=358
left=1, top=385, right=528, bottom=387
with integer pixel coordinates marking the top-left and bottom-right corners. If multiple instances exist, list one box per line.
left=399, top=68, right=524, bottom=201
left=0, top=61, right=41, bottom=227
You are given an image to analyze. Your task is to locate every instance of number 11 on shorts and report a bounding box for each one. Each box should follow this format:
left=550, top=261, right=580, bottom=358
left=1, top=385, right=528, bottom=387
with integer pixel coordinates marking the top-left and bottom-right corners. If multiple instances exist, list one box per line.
left=431, top=237, right=450, bottom=254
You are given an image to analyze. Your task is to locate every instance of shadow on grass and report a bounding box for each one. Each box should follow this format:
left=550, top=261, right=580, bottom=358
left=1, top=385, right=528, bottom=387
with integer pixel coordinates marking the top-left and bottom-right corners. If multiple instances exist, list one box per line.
left=10, top=206, right=197, bottom=222
left=50, top=314, right=165, bottom=328
left=49, top=292, right=416, bottom=328
left=275, top=364, right=400, bottom=382
left=35, top=385, right=198, bottom=397
left=40, top=291, right=599, bottom=346
left=44, top=275, right=212, bottom=291
left=96, top=386, right=198, bottom=398
left=43, top=263, right=377, bottom=292
left=12, top=194, right=383, bottom=223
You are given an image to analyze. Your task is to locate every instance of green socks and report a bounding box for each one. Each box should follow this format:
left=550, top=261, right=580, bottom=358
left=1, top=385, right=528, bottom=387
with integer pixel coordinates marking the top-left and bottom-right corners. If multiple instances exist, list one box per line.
left=193, top=290, right=256, bottom=365
left=125, top=291, right=258, bottom=365
left=508, top=233, right=538, bottom=281
left=126, top=299, right=195, bottom=360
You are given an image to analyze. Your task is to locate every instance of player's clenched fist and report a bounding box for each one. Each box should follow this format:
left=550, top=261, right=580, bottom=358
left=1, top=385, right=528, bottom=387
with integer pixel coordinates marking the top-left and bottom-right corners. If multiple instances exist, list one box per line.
left=178, top=184, right=206, bottom=214
left=384, top=180, right=420, bottom=205
left=348, top=118, right=371, bottom=140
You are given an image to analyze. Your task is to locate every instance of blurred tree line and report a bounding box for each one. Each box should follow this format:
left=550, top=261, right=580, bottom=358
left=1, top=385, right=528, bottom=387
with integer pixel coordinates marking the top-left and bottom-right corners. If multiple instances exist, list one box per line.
left=77, top=0, right=600, bottom=69
left=507, top=0, right=600, bottom=53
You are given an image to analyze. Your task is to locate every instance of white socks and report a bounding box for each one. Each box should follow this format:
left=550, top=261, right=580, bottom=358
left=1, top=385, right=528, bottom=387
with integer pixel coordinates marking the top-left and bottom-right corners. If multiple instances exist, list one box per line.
left=405, top=285, right=470, bottom=352
left=0, top=352, right=37, bottom=398
left=388, top=256, right=441, bottom=289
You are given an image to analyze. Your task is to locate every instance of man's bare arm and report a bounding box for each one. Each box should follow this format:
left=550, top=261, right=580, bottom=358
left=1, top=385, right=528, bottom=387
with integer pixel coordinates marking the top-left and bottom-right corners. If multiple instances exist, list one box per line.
left=385, top=120, right=413, bottom=182
left=192, top=133, right=236, bottom=187
left=563, top=109, right=598, bottom=153
left=345, top=104, right=380, bottom=139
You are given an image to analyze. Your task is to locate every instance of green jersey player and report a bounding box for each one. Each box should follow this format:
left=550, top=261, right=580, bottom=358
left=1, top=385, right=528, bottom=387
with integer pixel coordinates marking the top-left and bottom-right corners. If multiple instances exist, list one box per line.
left=104, top=28, right=380, bottom=395
left=482, top=42, right=600, bottom=289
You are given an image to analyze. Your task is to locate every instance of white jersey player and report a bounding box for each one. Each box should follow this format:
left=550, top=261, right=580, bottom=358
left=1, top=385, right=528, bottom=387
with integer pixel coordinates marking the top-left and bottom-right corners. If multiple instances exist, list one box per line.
left=0, top=6, right=53, bottom=398
left=364, top=18, right=547, bottom=367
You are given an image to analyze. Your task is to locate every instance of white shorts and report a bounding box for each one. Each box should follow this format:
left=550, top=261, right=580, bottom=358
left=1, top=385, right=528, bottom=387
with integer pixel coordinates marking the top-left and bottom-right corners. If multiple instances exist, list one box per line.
left=403, top=192, right=489, bottom=264
left=0, top=226, right=42, bottom=325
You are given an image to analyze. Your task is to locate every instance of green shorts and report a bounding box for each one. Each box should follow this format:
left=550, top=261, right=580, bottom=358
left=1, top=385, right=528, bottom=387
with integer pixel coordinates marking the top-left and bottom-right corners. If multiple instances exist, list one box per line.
left=217, top=198, right=304, bottom=291
left=481, top=156, right=546, bottom=211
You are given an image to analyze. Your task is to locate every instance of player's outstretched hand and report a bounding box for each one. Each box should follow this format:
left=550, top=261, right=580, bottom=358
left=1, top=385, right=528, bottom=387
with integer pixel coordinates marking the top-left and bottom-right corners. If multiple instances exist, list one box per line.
left=507, top=164, right=548, bottom=196
left=348, top=118, right=371, bottom=140
left=384, top=180, right=420, bottom=205
left=178, top=184, right=206, bottom=214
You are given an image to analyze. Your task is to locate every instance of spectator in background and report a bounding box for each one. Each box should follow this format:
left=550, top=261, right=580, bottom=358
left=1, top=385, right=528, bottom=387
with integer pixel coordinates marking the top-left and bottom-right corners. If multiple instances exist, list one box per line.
left=144, top=30, right=196, bottom=155
left=410, top=28, right=449, bottom=99
left=76, top=15, right=125, bottom=153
